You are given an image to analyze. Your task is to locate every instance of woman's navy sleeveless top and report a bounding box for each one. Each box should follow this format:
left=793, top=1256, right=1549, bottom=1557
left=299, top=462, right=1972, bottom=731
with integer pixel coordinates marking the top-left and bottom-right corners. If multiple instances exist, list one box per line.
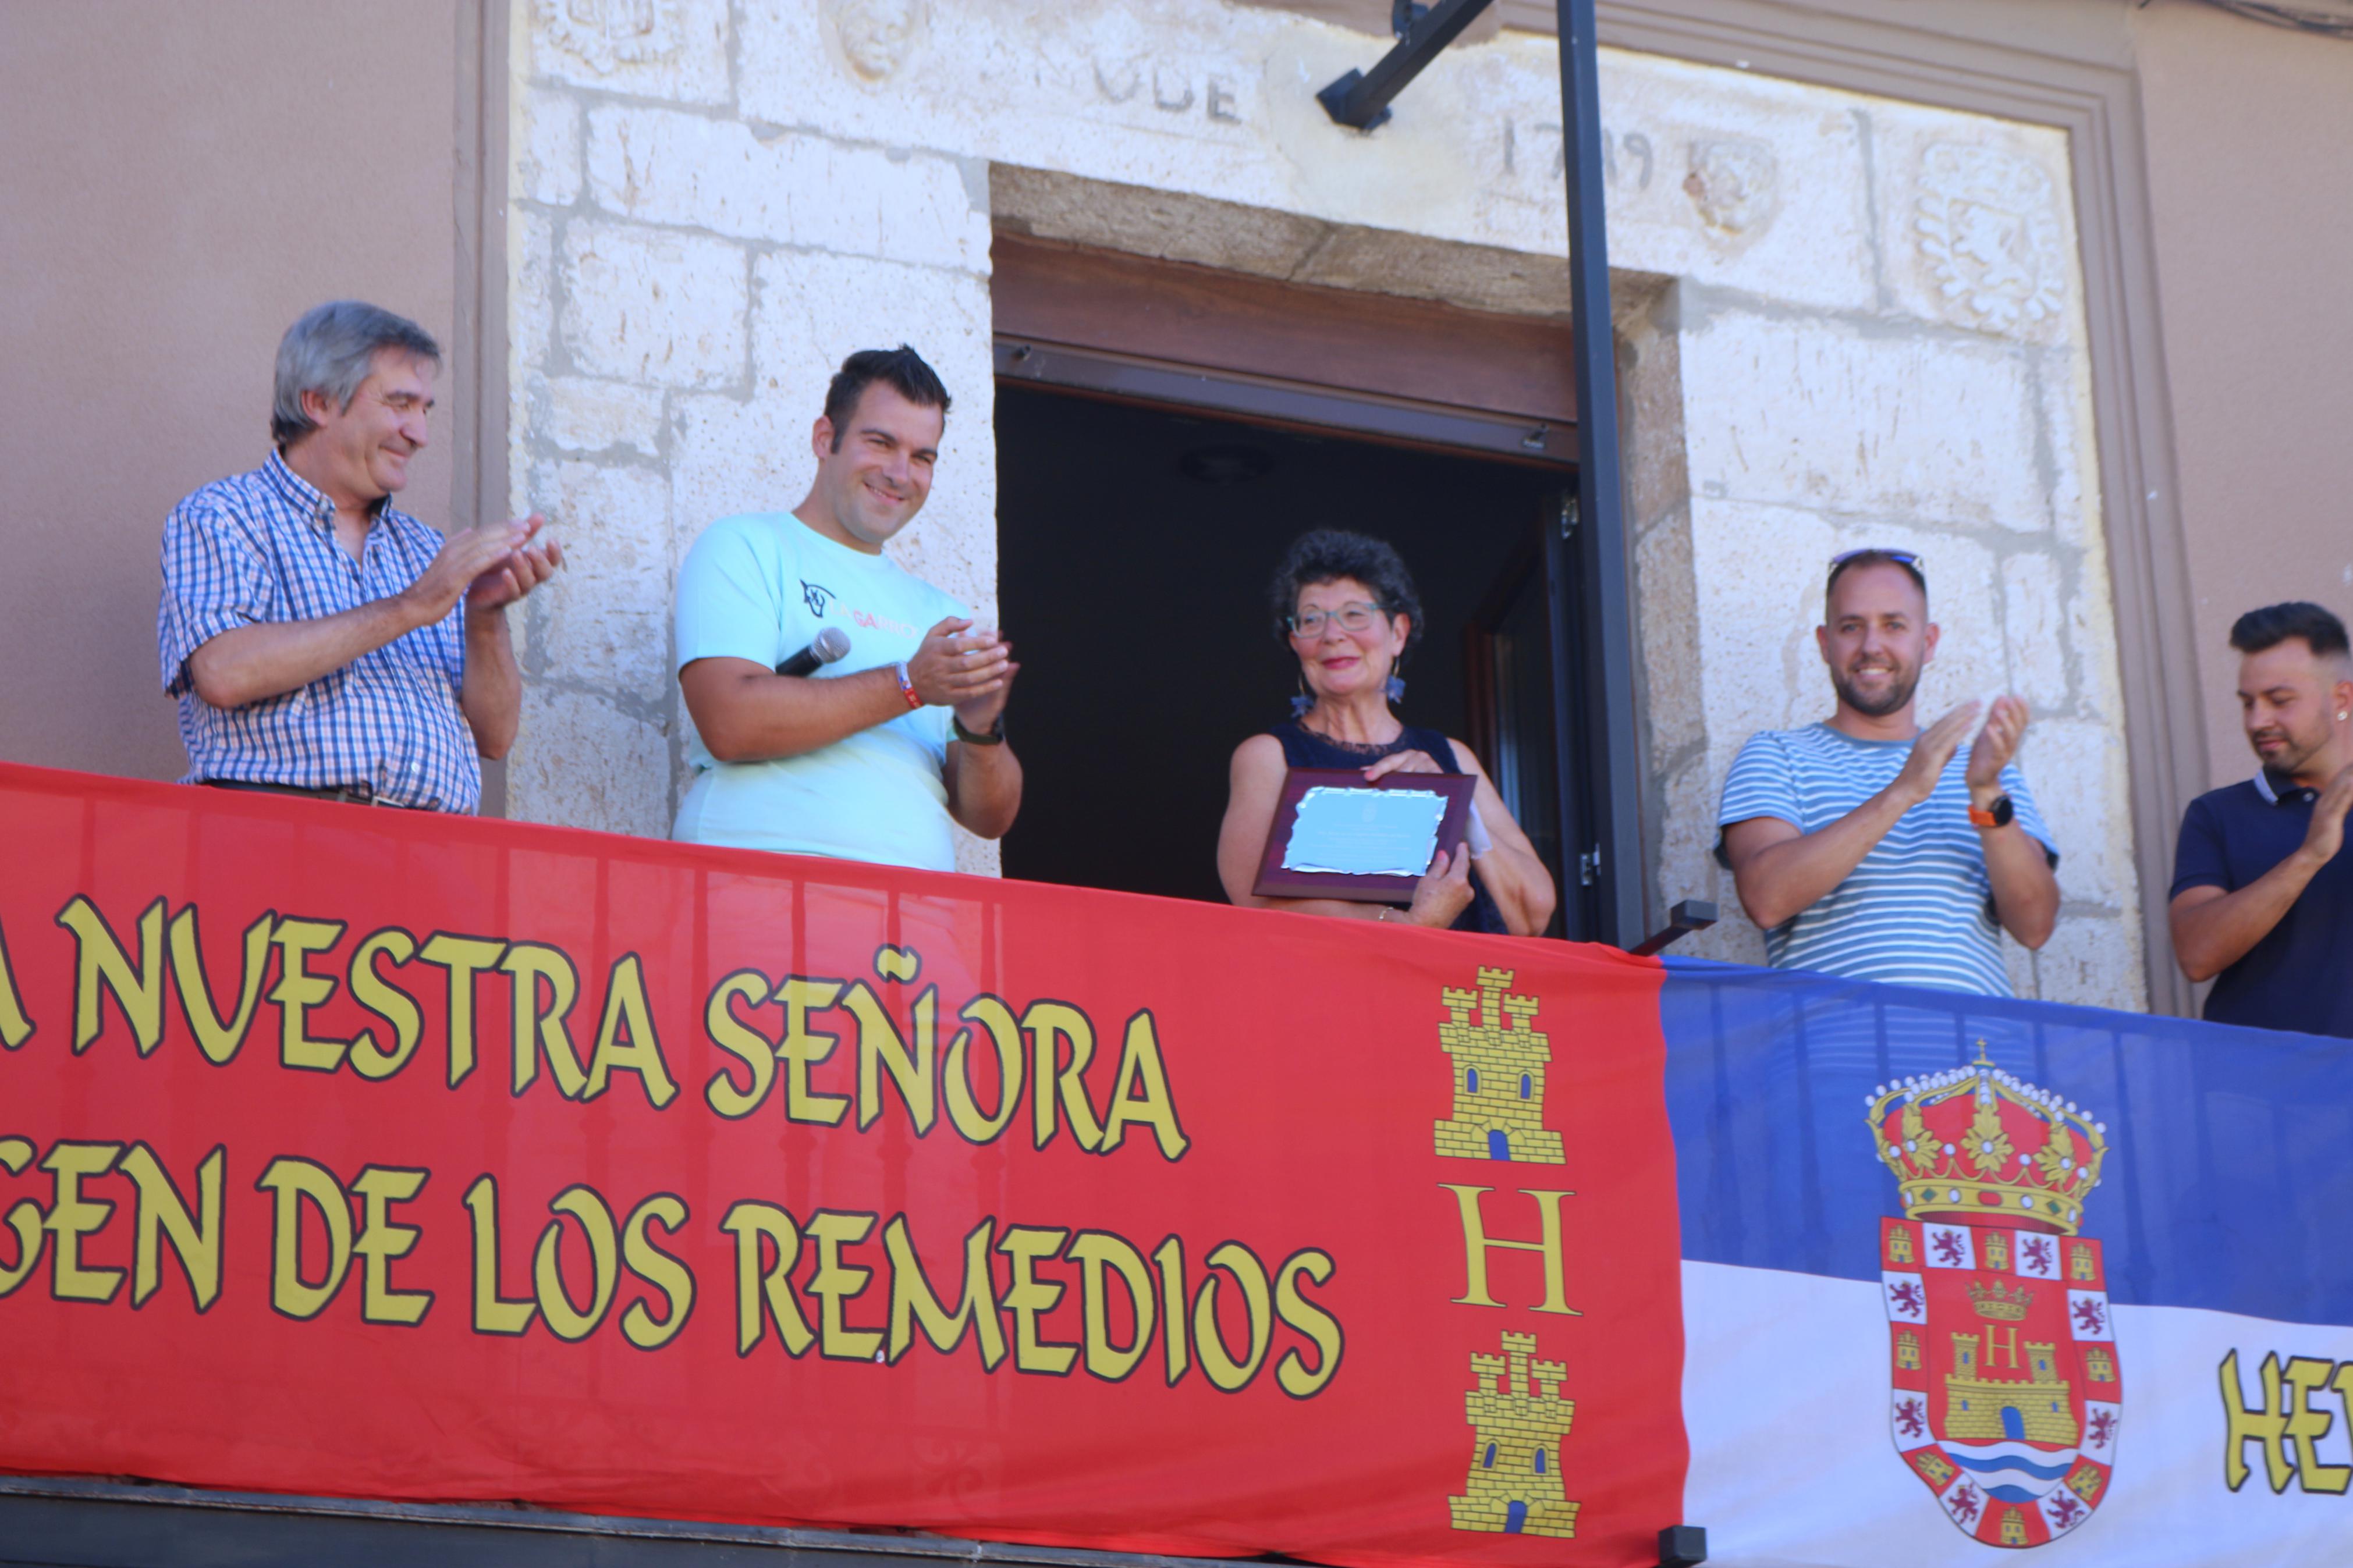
left=1269, top=720, right=1507, bottom=934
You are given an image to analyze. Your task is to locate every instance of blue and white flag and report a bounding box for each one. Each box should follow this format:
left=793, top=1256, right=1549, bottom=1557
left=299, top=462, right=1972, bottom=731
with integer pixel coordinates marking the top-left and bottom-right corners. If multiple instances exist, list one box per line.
left=1662, top=958, right=2353, bottom=1563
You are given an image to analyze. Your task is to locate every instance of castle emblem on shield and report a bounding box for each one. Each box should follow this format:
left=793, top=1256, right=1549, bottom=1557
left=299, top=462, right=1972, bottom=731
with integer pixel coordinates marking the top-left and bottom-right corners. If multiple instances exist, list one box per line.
left=1869, top=1046, right=2120, bottom=1548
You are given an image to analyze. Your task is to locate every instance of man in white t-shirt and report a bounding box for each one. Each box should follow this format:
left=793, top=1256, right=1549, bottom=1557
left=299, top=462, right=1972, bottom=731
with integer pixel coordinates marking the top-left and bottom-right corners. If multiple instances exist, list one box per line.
left=1715, top=549, right=2059, bottom=994
left=672, top=346, right=1020, bottom=871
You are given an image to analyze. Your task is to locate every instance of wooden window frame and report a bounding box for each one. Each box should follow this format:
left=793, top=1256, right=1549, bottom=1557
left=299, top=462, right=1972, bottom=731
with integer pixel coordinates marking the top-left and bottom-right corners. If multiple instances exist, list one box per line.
left=992, top=234, right=1636, bottom=938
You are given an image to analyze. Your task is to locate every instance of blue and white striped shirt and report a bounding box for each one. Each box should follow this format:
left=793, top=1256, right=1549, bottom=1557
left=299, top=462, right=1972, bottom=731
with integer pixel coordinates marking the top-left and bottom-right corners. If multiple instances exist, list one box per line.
left=1717, top=723, right=2056, bottom=995
left=157, top=452, right=478, bottom=812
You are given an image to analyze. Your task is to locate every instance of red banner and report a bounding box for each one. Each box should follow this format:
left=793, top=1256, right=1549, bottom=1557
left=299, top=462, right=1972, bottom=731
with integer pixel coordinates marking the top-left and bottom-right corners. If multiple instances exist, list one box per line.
left=0, top=763, right=1685, bottom=1566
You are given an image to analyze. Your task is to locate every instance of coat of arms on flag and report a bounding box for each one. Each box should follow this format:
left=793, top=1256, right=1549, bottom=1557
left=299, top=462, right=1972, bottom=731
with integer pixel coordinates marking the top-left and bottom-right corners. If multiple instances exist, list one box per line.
left=1869, top=1046, right=2120, bottom=1548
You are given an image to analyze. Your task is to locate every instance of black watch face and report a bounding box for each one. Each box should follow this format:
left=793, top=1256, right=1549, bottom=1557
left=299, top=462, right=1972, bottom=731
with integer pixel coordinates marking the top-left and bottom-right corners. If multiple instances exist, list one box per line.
left=1992, top=794, right=2015, bottom=827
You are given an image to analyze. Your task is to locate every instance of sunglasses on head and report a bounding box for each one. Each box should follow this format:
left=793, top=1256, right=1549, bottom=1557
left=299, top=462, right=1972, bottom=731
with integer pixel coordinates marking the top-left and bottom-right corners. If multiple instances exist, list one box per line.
left=1827, top=548, right=1926, bottom=583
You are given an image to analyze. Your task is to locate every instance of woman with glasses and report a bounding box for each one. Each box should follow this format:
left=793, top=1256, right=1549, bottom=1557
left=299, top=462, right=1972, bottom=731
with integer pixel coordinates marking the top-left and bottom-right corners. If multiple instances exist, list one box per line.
left=1215, top=529, right=1557, bottom=934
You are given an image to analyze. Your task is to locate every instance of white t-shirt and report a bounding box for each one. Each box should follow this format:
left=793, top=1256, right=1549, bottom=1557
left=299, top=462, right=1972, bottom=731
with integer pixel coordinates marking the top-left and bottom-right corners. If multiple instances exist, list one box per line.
left=672, top=512, right=964, bottom=871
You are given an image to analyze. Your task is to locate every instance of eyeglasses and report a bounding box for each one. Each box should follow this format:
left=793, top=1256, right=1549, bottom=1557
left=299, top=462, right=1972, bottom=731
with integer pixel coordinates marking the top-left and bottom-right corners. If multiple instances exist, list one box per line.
left=1827, top=548, right=1926, bottom=583
left=1287, top=601, right=1386, bottom=638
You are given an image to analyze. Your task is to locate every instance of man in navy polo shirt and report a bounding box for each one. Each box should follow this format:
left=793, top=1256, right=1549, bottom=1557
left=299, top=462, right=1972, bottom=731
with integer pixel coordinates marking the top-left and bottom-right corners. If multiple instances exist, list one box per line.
left=2171, top=602, right=2353, bottom=1036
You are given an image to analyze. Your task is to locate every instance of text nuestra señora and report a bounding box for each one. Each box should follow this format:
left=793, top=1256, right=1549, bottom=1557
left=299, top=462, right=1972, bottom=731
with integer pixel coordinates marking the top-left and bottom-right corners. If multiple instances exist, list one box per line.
left=39, top=895, right=1188, bottom=1160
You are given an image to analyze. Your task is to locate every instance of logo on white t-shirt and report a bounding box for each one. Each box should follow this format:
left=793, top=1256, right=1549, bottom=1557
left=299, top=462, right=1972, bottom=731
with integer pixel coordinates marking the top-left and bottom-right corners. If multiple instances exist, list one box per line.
left=849, top=607, right=919, bottom=637
left=801, top=575, right=919, bottom=639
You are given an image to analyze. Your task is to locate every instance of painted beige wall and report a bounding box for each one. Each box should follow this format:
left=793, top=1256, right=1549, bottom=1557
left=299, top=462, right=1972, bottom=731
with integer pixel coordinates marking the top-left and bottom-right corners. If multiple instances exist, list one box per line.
left=2132, top=0, right=2353, bottom=790
left=0, top=1, right=463, bottom=784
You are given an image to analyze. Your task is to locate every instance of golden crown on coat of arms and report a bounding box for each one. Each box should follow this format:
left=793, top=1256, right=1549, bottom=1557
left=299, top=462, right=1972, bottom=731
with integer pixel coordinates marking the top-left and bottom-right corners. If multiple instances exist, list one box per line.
left=1865, top=1043, right=2108, bottom=1235
left=1967, top=1280, right=2034, bottom=1321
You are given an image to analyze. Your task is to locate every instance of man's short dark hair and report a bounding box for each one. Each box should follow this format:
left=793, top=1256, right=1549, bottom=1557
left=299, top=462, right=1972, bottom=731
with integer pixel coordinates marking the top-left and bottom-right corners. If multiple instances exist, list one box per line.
left=1268, top=529, right=1425, bottom=653
left=823, top=345, right=951, bottom=451
left=1825, top=548, right=1928, bottom=609
left=2230, top=601, right=2351, bottom=661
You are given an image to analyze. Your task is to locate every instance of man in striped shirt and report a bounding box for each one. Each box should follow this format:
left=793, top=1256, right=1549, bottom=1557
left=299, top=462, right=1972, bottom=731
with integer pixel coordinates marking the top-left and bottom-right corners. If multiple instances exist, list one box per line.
left=1716, top=550, right=2059, bottom=995
left=158, top=302, right=562, bottom=812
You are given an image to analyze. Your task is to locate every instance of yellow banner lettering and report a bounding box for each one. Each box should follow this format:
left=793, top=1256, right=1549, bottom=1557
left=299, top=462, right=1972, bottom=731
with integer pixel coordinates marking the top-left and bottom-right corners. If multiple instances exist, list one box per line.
left=721, top=1200, right=812, bottom=1357
left=462, top=1174, right=537, bottom=1335
left=347, top=928, right=424, bottom=1080
left=534, top=1185, right=619, bottom=1342
left=119, top=1142, right=223, bottom=1311
left=884, top=1214, right=1006, bottom=1369
left=620, top=1194, right=694, bottom=1350
left=56, top=895, right=165, bottom=1056
left=269, top=916, right=350, bottom=1073
left=584, top=954, right=677, bottom=1109
left=1098, top=1009, right=1188, bottom=1160
left=167, top=908, right=273, bottom=1066
left=255, top=1156, right=352, bottom=1320
left=417, top=933, right=507, bottom=1089
left=1441, top=1184, right=1579, bottom=1315
left=352, top=1166, right=431, bottom=1326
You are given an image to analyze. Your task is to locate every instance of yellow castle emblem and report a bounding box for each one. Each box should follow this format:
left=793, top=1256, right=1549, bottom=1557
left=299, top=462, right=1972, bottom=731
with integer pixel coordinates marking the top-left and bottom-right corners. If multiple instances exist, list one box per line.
left=1450, top=1331, right=1578, bottom=1538
left=1433, top=968, right=1563, bottom=1163
left=1944, top=1328, right=2078, bottom=1445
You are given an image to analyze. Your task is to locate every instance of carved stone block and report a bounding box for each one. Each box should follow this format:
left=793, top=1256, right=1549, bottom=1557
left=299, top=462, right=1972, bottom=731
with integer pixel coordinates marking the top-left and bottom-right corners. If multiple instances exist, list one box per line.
left=534, top=0, right=731, bottom=106
left=1677, top=307, right=2046, bottom=528
left=507, top=687, right=674, bottom=839
left=560, top=220, right=748, bottom=389
left=525, top=459, right=675, bottom=699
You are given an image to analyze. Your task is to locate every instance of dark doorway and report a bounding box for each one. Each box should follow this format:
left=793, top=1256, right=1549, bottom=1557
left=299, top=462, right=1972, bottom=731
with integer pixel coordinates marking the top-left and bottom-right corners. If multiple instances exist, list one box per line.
left=995, top=383, right=1575, bottom=926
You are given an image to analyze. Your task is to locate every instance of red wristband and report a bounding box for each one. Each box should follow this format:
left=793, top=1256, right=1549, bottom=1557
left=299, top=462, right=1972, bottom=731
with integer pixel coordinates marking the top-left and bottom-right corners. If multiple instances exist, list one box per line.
left=893, top=660, right=921, bottom=709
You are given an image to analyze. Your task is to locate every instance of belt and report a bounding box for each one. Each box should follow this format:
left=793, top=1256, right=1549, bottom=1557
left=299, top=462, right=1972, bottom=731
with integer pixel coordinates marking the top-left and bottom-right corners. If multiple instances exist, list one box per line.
left=201, top=779, right=418, bottom=809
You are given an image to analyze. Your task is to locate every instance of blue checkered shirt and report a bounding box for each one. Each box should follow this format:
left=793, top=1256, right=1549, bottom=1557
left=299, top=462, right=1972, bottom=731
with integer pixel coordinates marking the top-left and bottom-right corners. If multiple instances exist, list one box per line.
left=157, top=452, right=479, bottom=811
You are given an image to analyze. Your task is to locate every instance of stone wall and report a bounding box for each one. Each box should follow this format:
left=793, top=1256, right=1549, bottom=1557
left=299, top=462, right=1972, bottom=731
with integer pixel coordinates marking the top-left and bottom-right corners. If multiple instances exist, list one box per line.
left=506, top=0, right=999, bottom=861
left=506, top=0, right=2142, bottom=1008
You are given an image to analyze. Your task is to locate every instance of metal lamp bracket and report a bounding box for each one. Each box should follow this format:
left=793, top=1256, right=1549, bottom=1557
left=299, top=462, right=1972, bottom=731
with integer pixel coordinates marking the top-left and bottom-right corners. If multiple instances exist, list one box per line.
left=1315, top=0, right=1497, bottom=131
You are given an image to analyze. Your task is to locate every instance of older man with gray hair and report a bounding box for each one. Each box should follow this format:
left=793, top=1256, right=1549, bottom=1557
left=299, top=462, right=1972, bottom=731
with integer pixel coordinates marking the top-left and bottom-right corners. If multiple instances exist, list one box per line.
left=157, top=301, right=561, bottom=810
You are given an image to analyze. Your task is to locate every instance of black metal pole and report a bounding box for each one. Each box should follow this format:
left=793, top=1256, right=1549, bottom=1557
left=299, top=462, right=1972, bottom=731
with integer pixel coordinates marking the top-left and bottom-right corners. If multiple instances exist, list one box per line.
left=1554, top=0, right=1645, bottom=948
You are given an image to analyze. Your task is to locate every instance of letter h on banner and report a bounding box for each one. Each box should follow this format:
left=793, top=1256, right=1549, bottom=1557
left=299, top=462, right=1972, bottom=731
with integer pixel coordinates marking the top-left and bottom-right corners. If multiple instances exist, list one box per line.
left=1440, top=1185, right=1578, bottom=1316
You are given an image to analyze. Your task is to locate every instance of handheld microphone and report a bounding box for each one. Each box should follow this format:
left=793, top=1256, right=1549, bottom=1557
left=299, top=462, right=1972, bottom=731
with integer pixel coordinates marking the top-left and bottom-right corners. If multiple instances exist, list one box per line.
left=776, top=625, right=851, bottom=677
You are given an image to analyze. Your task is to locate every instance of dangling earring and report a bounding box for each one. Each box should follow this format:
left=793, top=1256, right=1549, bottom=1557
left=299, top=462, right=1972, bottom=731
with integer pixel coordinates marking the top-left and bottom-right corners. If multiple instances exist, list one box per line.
left=1385, top=659, right=1406, bottom=706
left=1291, top=671, right=1314, bottom=720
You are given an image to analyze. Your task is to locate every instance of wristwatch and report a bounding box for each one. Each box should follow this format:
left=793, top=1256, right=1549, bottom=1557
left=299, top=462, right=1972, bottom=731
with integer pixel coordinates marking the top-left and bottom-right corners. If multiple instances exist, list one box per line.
left=952, top=713, right=1006, bottom=745
left=1967, top=793, right=2015, bottom=829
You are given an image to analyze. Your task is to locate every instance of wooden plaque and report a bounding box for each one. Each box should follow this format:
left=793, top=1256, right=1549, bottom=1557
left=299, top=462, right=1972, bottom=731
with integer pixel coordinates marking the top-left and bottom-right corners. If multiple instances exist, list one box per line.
left=1251, top=767, right=1475, bottom=904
